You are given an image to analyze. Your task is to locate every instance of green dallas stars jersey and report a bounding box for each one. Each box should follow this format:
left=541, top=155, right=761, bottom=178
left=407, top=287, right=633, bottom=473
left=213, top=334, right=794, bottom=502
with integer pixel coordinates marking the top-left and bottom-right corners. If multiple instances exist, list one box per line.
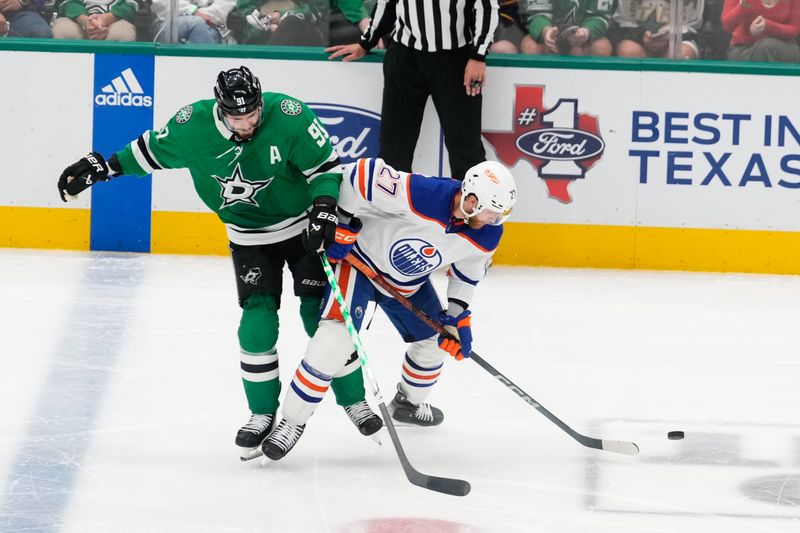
left=114, top=93, right=342, bottom=246
left=522, top=0, right=617, bottom=41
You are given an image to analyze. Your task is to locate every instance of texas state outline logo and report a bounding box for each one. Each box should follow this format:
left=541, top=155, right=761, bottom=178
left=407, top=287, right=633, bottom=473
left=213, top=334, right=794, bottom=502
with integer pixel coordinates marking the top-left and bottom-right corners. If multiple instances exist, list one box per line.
left=483, top=85, right=605, bottom=204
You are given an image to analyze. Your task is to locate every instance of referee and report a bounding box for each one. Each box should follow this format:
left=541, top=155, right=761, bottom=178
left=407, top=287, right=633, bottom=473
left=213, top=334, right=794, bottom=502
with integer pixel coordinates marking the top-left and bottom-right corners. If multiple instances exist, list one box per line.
left=326, top=0, right=499, bottom=181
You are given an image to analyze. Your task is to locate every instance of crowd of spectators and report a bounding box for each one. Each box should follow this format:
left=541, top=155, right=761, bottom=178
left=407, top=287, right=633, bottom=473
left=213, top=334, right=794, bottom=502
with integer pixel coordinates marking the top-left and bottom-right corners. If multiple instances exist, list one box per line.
left=2, top=0, right=800, bottom=63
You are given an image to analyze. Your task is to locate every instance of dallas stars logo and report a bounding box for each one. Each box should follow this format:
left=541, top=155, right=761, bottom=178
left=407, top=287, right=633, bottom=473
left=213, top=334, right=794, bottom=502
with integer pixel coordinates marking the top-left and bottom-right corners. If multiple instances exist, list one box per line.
left=212, top=163, right=272, bottom=209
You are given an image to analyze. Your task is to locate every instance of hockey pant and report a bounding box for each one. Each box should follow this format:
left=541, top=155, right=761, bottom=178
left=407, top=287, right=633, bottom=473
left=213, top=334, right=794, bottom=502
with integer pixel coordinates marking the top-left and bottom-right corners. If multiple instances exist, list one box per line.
left=282, top=261, right=446, bottom=425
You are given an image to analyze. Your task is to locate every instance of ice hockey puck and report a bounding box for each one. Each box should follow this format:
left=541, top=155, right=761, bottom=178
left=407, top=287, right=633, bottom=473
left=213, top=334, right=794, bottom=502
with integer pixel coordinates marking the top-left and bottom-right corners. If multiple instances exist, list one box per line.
left=668, top=431, right=685, bottom=440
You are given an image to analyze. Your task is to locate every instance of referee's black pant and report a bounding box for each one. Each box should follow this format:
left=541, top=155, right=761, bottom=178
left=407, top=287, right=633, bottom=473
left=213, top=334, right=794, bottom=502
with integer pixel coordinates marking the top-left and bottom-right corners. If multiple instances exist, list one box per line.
left=378, top=41, right=486, bottom=181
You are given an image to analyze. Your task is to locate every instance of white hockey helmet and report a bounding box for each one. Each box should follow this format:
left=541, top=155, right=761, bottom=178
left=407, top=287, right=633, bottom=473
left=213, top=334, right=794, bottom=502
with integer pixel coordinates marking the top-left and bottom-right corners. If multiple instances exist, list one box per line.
left=459, top=161, right=517, bottom=226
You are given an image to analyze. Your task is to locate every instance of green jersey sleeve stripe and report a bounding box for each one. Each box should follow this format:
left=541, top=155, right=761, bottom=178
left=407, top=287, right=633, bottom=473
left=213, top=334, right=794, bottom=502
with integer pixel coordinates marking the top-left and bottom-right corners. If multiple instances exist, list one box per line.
left=304, top=153, right=341, bottom=183
left=139, top=134, right=165, bottom=170
left=131, top=135, right=158, bottom=173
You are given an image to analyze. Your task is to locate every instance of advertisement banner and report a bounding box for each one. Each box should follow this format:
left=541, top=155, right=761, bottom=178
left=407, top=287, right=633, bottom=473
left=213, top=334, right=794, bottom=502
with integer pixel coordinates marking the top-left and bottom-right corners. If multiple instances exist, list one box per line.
left=91, top=54, right=155, bottom=252
left=2, top=49, right=799, bottom=272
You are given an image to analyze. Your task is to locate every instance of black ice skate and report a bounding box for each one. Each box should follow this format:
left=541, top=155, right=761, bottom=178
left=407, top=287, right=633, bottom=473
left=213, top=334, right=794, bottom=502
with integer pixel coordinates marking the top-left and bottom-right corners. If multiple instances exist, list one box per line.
left=390, top=384, right=444, bottom=426
left=262, top=419, right=305, bottom=461
left=344, top=400, right=383, bottom=444
left=236, top=413, right=275, bottom=461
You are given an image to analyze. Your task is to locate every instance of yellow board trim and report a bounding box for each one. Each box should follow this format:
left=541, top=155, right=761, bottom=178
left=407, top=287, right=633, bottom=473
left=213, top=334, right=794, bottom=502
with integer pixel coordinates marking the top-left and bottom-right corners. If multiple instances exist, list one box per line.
left=151, top=211, right=228, bottom=255
left=496, top=222, right=800, bottom=274
left=5, top=209, right=800, bottom=275
left=0, top=206, right=90, bottom=250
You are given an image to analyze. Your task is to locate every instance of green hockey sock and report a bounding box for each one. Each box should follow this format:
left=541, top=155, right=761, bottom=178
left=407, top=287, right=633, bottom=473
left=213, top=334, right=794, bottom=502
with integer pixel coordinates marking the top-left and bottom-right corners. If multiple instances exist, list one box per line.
left=239, top=293, right=281, bottom=414
left=330, top=351, right=366, bottom=406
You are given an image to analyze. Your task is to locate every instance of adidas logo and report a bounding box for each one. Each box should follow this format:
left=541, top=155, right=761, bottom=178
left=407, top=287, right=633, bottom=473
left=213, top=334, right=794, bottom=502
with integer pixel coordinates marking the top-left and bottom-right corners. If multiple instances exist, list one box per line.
left=95, top=68, right=153, bottom=107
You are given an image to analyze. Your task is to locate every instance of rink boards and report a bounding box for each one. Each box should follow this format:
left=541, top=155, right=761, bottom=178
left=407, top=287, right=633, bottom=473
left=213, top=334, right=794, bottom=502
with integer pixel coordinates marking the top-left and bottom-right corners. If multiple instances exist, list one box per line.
left=2, top=45, right=800, bottom=273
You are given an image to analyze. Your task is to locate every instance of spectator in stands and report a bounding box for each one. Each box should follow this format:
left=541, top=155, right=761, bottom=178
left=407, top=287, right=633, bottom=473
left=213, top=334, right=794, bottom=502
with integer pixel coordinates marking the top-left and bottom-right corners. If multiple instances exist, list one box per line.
left=612, top=0, right=704, bottom=59
left=237, top=0, right=328, bottom=45
left=522, top=0, right=615, bottom=56
left=0, top=0, right=53, bottom=37
left=491, top=0, right=537, bottom=53
left=151, top=0, right=236, bottom=43
left=722, top=0, right=800, bottom=62
left=53, top=0, right=138, bottom=41
left=328, top=0, right=375, bottom=46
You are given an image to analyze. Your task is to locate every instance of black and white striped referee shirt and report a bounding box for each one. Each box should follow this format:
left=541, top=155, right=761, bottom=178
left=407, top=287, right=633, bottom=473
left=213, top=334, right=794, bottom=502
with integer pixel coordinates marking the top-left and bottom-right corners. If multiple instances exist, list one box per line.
left=360, top=0, right=499, bottom=60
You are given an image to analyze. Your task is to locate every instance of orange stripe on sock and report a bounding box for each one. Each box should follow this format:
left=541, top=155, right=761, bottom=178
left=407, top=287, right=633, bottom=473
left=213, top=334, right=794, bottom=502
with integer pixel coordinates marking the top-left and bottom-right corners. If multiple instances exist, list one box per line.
left=402, top=365, right=441, bottom=381
left=295, top=369, right=329, bottom=393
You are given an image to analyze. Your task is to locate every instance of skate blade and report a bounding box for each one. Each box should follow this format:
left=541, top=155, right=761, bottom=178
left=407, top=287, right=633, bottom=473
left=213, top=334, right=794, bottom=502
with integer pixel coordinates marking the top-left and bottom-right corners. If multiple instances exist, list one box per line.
left=368, top=432, right=382, bottom=445
left=239, top=447, right=264, bottom=462
left=388, top=418, right=436, bottom=428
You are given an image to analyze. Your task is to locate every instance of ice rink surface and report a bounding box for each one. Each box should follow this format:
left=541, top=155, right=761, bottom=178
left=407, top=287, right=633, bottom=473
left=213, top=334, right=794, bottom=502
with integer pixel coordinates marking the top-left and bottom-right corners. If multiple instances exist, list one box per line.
left=1, top=248, right=799, bottom=533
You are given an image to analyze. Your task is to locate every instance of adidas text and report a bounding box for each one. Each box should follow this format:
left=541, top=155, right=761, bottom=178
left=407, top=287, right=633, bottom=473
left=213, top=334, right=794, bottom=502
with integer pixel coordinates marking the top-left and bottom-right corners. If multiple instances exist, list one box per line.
left=95, top=93, right=153, bottom=107
left=96, top=68, right=152, bottom=108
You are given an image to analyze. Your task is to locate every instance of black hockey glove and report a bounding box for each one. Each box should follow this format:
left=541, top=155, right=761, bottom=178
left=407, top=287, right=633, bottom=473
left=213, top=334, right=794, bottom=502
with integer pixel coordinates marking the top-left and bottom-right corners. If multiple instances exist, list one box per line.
left=303, top=195, right=338, bottom=254
left=58, top=152, right=112, bottom=202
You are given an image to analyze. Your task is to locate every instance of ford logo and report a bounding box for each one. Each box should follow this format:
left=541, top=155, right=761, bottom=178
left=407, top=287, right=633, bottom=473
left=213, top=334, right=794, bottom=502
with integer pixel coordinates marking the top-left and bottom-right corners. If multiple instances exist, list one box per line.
left=308, top=103, right=381, bottom=164
left=516, top=128, right=604, bottom=162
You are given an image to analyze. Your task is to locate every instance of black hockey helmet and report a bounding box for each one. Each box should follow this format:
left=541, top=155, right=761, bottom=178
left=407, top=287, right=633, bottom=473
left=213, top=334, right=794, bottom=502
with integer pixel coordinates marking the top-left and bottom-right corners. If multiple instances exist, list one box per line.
left=214, top=66, right=262, bottom=116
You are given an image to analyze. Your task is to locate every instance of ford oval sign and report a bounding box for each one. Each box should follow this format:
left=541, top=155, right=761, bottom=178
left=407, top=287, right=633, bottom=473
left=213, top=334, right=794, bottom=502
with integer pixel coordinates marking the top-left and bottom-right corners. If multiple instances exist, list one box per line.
left=308, top=103, right=381, bottom=164
left=516, top=128, right=604, bottom=162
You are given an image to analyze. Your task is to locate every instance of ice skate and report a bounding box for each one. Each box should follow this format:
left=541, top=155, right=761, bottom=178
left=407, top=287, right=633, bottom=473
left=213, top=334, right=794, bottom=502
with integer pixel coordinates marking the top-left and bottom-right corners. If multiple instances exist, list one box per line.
left=390, top=384, right=444, bottom=426
left=236, top=413, right=274, bottom=461
left=262, top=419, right=305, bottom=461
left=344, top=400, right=383, bottom=444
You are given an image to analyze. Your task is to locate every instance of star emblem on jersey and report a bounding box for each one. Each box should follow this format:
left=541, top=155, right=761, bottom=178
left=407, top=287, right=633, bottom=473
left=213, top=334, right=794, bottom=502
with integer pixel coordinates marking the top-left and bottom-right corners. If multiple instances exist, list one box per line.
left=175, top=105, right=193, bottom=124
left=280, top=99, right=302, bottom=116
left=212, top=163, right=272, bottom=209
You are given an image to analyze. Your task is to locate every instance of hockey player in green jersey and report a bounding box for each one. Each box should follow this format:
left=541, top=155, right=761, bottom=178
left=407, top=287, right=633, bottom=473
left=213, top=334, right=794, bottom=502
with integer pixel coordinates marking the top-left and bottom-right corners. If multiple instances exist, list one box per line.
left=57, top=65, right=382, bottom=460
left=522, top=0, right=615, bottom=56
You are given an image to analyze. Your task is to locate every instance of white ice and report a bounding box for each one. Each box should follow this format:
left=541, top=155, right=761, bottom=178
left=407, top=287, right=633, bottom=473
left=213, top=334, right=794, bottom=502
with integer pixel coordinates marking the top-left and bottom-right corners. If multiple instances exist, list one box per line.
left=1, top=248, right=799, bottom=533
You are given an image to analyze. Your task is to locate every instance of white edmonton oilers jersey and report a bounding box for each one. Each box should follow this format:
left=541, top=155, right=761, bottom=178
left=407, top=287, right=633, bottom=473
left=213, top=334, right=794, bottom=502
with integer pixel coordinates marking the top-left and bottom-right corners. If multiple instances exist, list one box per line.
left=338, top=158, right=504, bottom=306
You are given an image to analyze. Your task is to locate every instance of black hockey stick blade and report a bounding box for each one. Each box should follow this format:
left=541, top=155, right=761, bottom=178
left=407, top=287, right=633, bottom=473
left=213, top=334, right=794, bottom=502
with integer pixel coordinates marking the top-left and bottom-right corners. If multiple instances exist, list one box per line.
left=378, top=403, right=471, bottom=496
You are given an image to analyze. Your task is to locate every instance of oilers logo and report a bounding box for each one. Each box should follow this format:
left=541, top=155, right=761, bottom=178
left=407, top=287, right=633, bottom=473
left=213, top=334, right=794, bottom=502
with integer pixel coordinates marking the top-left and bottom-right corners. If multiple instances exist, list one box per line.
left=390, top=239, right=442, bottom=276
left=307, top=103, right=380, bottom=164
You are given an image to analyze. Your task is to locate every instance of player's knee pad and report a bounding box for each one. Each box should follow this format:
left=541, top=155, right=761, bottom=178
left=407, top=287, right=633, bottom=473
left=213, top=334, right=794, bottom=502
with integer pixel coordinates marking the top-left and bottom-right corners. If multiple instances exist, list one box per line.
left=298, top=296, right=322, bottom=338
left=334, top=351, right=361, bottom=378
left=303, top=319, right=354, bottom=376
left=407, top=337, right=445, bottom=369
left=238, top=292, right=279, bottom=353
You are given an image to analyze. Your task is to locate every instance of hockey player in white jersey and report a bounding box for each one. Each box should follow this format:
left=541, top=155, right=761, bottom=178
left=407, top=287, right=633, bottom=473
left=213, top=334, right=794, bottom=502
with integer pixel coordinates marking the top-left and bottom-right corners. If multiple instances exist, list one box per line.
left=261, top=157, right=517, bottom=460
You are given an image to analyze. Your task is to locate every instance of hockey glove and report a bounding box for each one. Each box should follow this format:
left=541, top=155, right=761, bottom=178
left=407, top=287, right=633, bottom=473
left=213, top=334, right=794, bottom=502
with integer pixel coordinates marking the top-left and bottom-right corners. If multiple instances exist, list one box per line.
left=58, top=152, right=111, bottom=202
left=327, top=217, right=362, bottom=263
left=438, top=310, right=473, bottom=361
left=303, top=196, right=338, bottom=254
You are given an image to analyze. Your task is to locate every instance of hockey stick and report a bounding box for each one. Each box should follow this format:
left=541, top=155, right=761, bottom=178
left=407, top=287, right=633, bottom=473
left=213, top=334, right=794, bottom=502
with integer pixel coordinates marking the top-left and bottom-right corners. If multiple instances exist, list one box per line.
left=344, top=253, right=640, bottom=457
left=319, top=253, right=471, bottom=496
